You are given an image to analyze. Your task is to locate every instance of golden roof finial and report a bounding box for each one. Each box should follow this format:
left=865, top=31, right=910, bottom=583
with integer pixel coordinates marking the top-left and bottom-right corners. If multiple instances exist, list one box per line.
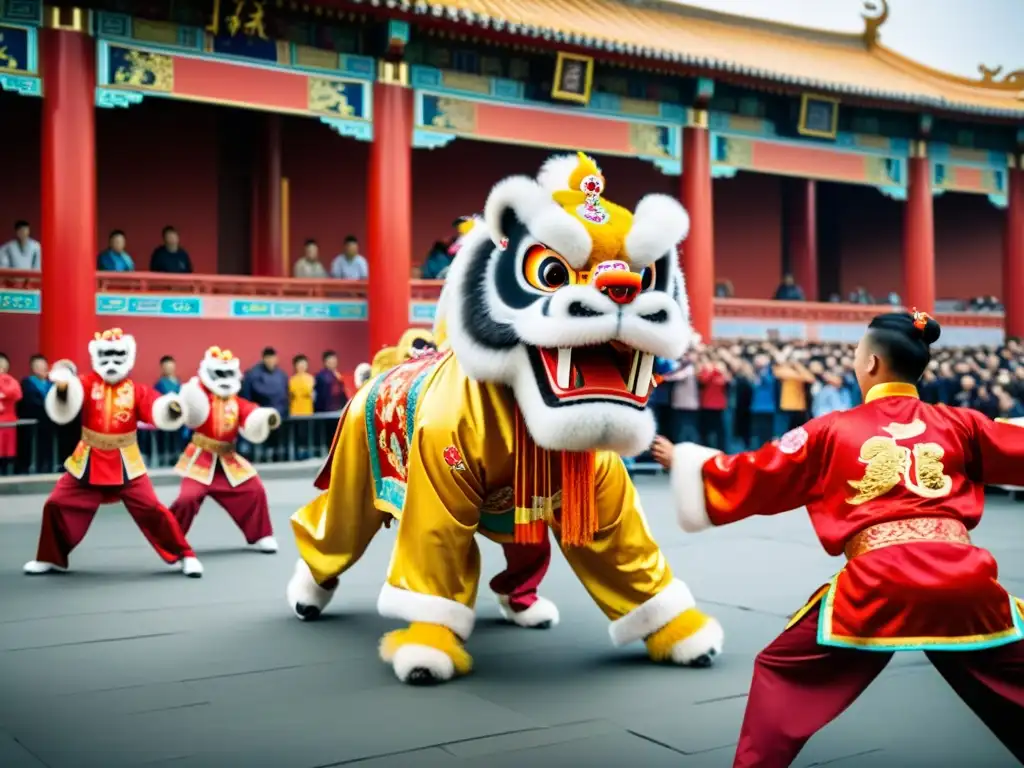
left=862, top=0, right=889, bottom=47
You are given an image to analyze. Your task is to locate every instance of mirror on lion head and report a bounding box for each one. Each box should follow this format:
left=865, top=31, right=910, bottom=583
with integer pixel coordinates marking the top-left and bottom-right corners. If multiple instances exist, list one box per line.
left=441, top=152, right=693, bottom=457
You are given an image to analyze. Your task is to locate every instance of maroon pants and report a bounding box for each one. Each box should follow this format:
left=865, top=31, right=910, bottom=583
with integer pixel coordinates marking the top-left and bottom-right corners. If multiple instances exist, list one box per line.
left=37, top=473, right=195, bottom=568
left=489, top=538, right=551, bottom=612
left=170, top=470, right=273, bottom=545
left=734, top=604, right=1024, bottom=767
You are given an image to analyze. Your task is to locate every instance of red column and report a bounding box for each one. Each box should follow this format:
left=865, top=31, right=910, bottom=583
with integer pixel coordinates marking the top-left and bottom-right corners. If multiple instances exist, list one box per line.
left=40, top=18, right=97, bottom=368
left=1004, top=164, right=1024, bottom=338
left=250, top=113, right=282, bottom=277
left=786, top=178, right=818, bottom=301
left=681, top=113, right=715, bottom=340
left=366, top=65, right=412, bottom=354
left=903, top=145, right=935, bottom=313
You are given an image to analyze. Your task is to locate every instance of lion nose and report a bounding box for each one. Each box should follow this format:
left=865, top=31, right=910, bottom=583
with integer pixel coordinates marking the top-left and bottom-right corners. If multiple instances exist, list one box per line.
left=593, top=269, right=642, bottom=306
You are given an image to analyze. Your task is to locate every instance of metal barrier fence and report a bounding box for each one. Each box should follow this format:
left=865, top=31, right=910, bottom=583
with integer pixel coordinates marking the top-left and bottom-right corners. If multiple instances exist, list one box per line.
left=0, top=412, right=344, bottom=476
left=0, top=406, right=758, bottom=478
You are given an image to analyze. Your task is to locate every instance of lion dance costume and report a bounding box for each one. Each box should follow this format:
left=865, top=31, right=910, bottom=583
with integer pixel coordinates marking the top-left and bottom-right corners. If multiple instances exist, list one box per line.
left=24, top=329, right=203, bottom=577
left=171, top=347, right=281, bottom=552
left=287, top=152, right=723, bottom=684
left=351, top=323, right=560, bottom=629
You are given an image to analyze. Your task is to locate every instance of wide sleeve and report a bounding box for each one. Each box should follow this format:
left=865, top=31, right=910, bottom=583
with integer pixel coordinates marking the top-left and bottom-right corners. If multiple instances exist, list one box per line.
left=238, top=396, right=279, bottom=444
left=969, top=414, right=1024, bottom=486
left=178, top=377, right=210, bottom=429
left=44, top=371, right=85, bottom=425
left=670, top=417, right=828, bottom=532
left=135, top=381, right=185, bottom=431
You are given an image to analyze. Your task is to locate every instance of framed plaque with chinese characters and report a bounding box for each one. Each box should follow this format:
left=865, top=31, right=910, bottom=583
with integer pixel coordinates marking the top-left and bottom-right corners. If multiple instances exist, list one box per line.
left=798, top=94, right=839, bottom=139
left=551, top=51, right=593, bottom=105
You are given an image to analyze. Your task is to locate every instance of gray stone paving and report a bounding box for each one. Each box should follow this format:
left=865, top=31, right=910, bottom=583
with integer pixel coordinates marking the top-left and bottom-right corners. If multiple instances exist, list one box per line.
left=0, top=476, right=1021, bottom=767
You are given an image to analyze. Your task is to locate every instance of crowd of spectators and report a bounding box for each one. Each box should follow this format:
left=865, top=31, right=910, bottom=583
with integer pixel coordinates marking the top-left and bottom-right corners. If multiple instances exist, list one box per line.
left=0, top=220, right=194, bottom=273
left=637, top=336, right=1024, bottom=461
left=5, top=335, right=1024, bottom=477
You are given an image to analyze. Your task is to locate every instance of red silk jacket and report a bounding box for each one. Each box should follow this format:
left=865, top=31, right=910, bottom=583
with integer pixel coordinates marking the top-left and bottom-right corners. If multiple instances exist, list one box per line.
left=673, top=381, right=1024, bottom=652
left=64, top=373, right=168, bottom=486
left=175, top=389, right=261, bottom=487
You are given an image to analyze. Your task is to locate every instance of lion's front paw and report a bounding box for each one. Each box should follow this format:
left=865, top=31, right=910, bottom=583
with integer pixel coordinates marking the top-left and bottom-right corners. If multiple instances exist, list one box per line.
left=379, top=622, right=473, bottom=685
left=286, top=558, right=336, bottom=621
left=645, top=608, right=724, bottom=667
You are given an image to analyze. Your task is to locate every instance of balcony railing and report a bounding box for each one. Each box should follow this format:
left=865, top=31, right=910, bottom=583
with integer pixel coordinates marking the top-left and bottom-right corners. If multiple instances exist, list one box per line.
left=0, top=269, right=1005, bottom=327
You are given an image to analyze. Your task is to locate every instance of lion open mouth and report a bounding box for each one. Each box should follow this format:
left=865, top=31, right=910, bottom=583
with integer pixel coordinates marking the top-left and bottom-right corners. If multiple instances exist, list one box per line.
left=533, top=345, right=656, bottom=407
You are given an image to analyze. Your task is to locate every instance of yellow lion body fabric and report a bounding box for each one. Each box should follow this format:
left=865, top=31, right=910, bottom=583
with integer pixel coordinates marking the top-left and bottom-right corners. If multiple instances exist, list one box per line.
left=287, top=152, right=723, bottom=684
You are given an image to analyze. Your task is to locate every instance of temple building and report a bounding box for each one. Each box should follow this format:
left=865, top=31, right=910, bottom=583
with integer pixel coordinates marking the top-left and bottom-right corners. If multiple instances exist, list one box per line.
left=0, top=0, right=1020, bottom=373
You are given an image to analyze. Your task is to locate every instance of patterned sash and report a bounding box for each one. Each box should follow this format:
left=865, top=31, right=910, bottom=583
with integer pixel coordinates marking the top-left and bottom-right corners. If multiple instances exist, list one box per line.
left=365, top=352, right=446, bottom=517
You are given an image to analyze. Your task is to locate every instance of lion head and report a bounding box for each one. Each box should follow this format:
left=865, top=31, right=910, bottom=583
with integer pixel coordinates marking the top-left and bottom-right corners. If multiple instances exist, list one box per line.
left=442, top=152, right=692, bottom=456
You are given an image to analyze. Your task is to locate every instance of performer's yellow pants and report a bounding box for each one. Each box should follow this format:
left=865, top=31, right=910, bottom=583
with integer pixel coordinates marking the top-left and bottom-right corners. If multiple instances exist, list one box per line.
left=291, top=385, right=693, bottom=645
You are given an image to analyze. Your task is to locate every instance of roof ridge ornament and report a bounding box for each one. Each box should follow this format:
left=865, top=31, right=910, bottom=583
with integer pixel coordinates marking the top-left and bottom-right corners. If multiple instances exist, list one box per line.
left=977, top=65, right=1024, bottom=92
left=861, top=0, right=889, bottom=47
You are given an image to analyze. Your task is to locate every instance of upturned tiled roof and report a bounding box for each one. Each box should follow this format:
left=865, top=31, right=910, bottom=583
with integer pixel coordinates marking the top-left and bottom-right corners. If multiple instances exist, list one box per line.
left=346, top=0, right=1024, bottom=118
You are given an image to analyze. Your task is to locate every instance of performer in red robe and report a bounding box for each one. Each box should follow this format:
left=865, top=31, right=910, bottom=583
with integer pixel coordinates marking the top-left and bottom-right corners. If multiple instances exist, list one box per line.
left=171, top=346, right=280, bottom=551
left=24, top=329, right=203, bottom=577
left=656, top=311, right=1024, bottom=767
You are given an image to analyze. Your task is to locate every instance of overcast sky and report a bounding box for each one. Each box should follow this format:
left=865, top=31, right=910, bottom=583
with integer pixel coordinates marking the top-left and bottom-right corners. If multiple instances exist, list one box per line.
left=669, top=0, right=1023, bottom=79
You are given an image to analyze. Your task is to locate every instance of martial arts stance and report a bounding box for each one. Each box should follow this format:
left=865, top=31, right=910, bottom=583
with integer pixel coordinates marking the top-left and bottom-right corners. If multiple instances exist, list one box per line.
left=172, top=346, right=280, bottom=552
left=24, top=329, right=203, bottom=577
left=657, top=311, right=1024, bottom=767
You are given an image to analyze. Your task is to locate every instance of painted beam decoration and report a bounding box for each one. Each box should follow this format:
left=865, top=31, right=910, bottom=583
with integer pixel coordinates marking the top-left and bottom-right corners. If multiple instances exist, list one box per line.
left=709, top=112, right=908, bottom=191
left=931, top=143, right=1010, bottom=207
left=410, top=65, right=683, bottom=175
left=92, top=11, right=373, bottom=140
left=0, top=22, right=40, bottom=97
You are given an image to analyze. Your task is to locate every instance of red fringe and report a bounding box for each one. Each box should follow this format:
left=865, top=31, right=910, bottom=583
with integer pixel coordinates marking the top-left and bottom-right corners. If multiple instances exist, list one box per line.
left=560, top=450, right=598, bottom=547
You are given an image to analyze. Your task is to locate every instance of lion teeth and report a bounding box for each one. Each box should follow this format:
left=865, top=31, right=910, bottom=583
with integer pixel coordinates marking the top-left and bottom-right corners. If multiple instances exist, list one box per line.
left=557, top=348, right=572, bottom=389
left=633, top=353, right=655, bottom=398
left=627, top=351, right=641, bottom=391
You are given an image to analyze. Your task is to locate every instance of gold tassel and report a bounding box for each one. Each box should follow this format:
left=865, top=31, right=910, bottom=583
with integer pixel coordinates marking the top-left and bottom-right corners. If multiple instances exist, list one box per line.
left=559, top=450, right=597, bottom=547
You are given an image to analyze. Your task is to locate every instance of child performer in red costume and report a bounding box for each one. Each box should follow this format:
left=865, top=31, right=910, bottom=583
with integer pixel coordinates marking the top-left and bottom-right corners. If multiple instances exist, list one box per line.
left=24, top=329, right=203, bottom=577
left=655, top=311, right=1024, bottom=767
left=172, top=347, right=281, bottom=552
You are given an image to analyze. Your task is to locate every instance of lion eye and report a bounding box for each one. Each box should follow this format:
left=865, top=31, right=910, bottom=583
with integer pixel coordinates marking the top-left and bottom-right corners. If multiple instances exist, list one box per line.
left=540, top=258, right=569, bottom=288
left=523, top=245, right=572, bottom=292
left=640, top=265, right=656, bottom=291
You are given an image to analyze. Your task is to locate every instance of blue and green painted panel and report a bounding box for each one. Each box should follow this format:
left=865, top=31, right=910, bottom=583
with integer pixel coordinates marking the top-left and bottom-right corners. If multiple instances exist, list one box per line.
left=0, top=22, right=40, bottom=96
left=0, top=291, right=436, bottom=324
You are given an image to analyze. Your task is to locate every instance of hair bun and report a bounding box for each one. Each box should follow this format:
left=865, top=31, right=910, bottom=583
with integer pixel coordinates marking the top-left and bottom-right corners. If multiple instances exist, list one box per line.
left=920, top=316, right=941, bottom=345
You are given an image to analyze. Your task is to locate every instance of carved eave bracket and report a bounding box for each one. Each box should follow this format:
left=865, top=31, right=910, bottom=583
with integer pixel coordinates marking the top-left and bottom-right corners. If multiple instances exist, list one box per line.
left=321, top=117, right=373, bottom=142
left=0, top=73, right=42, bottom=97
left=861, top=0, right=889, bottom=47
left=412, top=129, right=456, bottom=150
left=95, top=87, right=144, bottom=108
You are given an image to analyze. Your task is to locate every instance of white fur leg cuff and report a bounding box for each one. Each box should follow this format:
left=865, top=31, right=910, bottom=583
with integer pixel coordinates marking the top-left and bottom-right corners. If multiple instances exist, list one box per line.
left=671, top=442, right=721, bottom=533
left=180, top=379, right=211, bottom=429
left=44, top=376, right=84, bottom=425
left=152, top=393, right=186, bottom=431
left=608, top=579, right=696, bottom=647
left=377, top=583, right=476, bottom=641
left=240, top=407, right=278, bottom=444
left=286, top=558, right=335, bottom=613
